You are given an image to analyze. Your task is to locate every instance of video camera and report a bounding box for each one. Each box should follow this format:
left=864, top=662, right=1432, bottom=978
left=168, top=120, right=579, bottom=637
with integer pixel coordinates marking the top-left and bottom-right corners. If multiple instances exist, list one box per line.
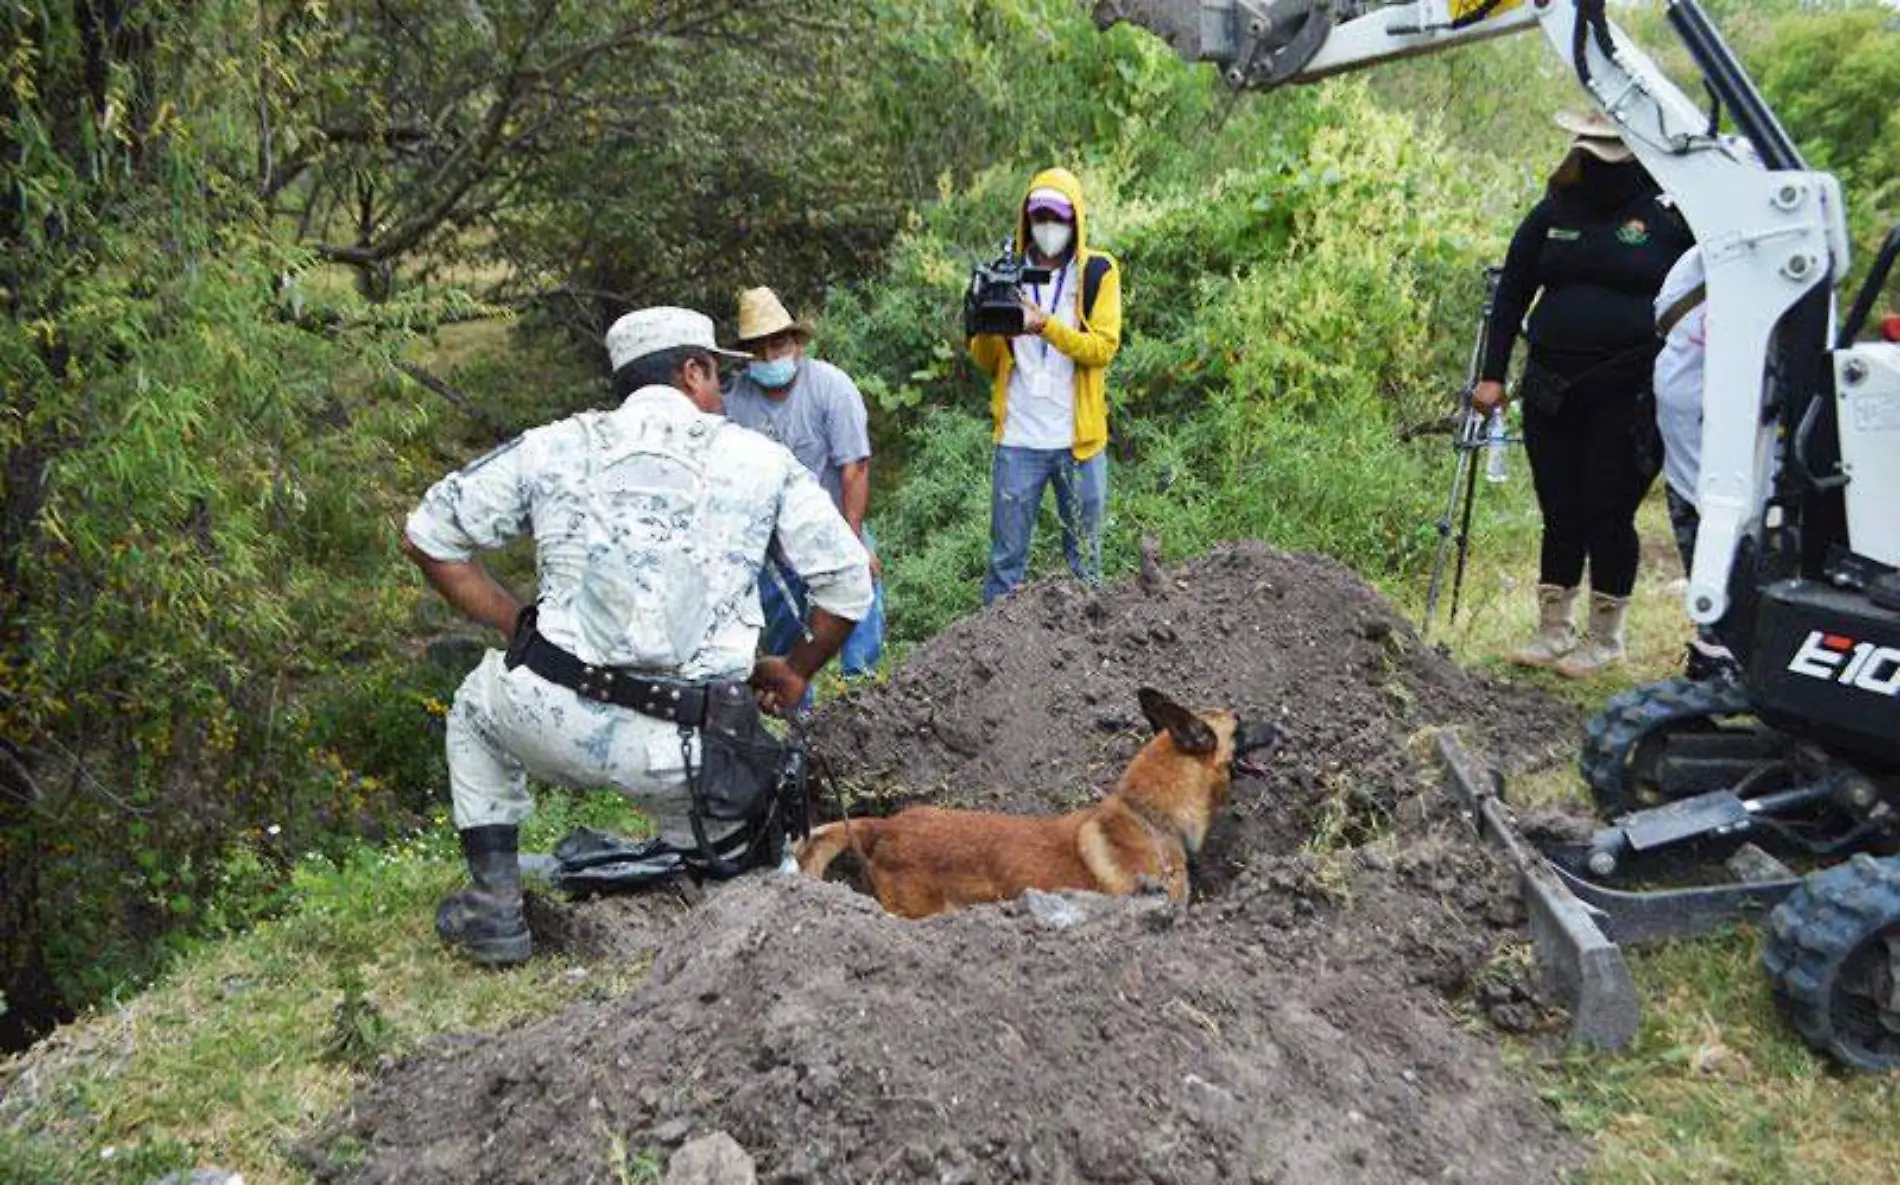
left=963, top=239, right=1052, bottom=338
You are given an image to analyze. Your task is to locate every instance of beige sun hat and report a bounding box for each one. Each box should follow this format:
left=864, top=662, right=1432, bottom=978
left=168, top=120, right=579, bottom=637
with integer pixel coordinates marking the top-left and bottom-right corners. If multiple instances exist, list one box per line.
left=1554, top=109, right=1635, bottom=163
left=735, top=287, right=815, bottom=346
left=605, top=307, right=751, bottom=372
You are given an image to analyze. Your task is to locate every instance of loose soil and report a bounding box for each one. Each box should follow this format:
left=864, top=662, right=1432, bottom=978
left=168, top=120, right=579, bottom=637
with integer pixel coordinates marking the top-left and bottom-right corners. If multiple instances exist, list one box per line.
left=316, top=542, right=1591, bottom=1184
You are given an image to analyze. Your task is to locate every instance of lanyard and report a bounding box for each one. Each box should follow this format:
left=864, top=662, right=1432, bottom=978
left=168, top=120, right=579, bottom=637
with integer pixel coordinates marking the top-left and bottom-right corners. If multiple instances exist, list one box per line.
left=1029, top=263, right=1068, bottom=360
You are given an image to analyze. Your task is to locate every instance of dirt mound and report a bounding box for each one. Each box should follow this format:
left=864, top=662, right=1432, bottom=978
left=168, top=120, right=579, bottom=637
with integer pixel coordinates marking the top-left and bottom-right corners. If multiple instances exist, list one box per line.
left=317, top=543, right=1588, bottom=1184
left=814, top=542, right=1575, bottom=891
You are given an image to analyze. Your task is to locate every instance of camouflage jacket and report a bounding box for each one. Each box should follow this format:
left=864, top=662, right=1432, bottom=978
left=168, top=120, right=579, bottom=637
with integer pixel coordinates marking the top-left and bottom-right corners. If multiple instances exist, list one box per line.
left=405, top=384, right=872, bottom=679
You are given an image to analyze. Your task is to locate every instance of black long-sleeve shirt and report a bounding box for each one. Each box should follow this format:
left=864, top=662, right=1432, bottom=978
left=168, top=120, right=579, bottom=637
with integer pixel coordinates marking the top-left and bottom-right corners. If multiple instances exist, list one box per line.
left=1480, top=184, right=1694, bottom=382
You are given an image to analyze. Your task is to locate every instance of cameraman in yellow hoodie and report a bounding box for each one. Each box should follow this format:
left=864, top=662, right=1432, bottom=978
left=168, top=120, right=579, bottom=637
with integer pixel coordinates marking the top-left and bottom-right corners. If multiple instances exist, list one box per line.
left=969, top=167, right=1123, bottom=603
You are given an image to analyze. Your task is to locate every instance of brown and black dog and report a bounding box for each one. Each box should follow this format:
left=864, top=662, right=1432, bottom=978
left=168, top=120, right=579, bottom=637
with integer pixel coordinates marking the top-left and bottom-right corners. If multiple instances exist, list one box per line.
left=797, top=688, right=1279, bottom=918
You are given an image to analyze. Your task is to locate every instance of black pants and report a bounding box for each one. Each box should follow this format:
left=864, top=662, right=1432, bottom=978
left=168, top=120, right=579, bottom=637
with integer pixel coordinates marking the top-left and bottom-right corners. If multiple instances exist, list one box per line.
left=1522, top=383, right=1659, bottom=597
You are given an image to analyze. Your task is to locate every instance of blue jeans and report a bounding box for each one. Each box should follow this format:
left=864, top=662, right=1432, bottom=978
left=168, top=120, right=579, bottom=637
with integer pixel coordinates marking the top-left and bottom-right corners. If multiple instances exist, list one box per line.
left=759, top=528, right=885, bottom=680
left=983, top=446, right=1107, bottom=604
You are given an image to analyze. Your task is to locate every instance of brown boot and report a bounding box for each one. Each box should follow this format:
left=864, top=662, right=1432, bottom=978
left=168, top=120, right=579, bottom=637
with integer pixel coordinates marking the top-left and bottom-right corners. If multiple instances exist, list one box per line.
left=1556, top=592, right=1631, bottom=678
left=1509, top=584, right=1580, bottom=668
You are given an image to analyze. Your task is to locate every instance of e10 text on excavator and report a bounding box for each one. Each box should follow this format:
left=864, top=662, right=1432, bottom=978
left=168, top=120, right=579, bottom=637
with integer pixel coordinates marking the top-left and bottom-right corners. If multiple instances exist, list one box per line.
left=1094, top=0, right=1900, bottom=1071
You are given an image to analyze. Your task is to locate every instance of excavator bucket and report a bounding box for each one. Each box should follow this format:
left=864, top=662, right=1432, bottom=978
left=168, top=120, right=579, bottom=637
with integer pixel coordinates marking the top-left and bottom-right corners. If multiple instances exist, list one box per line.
left=1095, top=0, right=1535, bottom=89
left=1092, top=0, right=1338, bottom=86
left=1435, top=733, right=1641, bottom=1050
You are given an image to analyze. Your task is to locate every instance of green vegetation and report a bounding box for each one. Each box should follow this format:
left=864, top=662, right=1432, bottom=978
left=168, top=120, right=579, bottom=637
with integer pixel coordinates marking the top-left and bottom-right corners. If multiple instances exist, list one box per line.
left=1542, top=931, right=1900, bottom=1184
left=4, top=0, right=1900, bottom=1180
left=833, top=78, right=1522, bottom=642
left=1, top=0, right=1231, bottom=1044
left=0, top=790, right=649, bottom=1184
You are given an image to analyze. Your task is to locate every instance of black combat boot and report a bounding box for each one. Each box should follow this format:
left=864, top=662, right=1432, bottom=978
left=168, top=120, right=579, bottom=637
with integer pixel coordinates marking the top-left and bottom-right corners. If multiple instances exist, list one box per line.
left=436, top=824, right=532, bottom=967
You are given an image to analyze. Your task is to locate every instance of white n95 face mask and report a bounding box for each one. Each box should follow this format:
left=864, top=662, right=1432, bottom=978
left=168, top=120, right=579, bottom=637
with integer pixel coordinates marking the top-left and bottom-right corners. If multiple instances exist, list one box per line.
left=1031, top=222, right=1073, bottom=258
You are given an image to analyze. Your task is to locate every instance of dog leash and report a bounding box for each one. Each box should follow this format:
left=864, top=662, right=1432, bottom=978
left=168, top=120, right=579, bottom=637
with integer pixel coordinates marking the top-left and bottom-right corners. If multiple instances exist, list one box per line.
left=801, top=733, right=879, bottom=873
left=805, top=740, right=856, bottom=833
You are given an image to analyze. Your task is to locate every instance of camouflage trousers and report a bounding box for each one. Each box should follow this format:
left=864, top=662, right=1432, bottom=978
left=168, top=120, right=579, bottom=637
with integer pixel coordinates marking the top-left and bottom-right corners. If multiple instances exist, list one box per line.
left=444, top=651, right=734, bottom=849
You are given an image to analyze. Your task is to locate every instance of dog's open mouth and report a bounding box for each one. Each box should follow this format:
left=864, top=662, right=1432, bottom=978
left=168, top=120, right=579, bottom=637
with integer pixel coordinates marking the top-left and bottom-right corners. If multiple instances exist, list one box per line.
left=1231, top=720, right=1283, bottom=779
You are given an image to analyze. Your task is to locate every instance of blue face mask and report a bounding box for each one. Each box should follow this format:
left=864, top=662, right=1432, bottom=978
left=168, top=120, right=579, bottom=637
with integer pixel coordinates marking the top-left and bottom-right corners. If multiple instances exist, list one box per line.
left=748, top=357, right=798, bottom=388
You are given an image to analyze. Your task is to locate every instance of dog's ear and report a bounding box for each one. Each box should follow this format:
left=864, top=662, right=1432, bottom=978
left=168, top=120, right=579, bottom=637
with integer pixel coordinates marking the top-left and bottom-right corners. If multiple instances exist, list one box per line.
left=1137, top=687, right=1216, bottom=755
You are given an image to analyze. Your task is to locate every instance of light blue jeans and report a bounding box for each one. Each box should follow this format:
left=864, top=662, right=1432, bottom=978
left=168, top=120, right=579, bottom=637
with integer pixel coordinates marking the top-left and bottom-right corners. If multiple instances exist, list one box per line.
left=759, top=526, right=885, bottom=710
left=983, top=446, right=1107, bottom=603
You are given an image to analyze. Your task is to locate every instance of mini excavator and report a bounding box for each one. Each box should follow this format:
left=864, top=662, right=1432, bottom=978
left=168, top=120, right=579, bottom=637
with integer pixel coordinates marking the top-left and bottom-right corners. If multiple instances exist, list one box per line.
left=1096, top=0, right=1900, bottom=1070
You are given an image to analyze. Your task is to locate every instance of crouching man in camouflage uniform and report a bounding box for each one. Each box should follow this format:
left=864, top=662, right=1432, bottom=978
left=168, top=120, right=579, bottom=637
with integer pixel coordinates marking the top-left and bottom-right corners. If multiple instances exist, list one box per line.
left=402, top=307, right=872, bottom=966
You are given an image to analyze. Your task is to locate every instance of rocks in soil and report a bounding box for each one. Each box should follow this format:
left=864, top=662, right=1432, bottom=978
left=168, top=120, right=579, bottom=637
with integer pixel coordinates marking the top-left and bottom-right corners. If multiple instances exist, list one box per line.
left=318, top=542, right=1589, bottom=1185
left=664, top=1131, right=756, bottom=1185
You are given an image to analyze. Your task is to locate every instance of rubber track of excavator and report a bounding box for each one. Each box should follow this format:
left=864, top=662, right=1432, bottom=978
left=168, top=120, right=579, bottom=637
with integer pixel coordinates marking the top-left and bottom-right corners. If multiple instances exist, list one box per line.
left=1579, top=676, right=1756, bottom=817
left=1763, top=854, right=1900, bottom=1072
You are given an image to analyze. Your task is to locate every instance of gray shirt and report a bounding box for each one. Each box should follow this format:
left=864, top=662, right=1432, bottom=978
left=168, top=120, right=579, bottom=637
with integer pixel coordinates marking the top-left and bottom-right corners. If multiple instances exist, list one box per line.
left=724, top=358, right=871, bottom=512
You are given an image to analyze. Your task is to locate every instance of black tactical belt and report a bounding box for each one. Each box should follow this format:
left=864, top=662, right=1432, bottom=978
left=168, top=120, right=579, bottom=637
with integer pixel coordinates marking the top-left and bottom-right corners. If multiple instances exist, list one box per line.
left=508, top=627, right=708, bottom=726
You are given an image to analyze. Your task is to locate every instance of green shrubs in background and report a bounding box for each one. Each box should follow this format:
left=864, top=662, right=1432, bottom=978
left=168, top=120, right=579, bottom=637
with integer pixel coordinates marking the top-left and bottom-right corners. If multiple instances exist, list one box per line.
left=0, top=1, right=475, bottom=1042
left=833, top=2, right=1900, bottom=648
left=832, top=82, right=1529, bottom=644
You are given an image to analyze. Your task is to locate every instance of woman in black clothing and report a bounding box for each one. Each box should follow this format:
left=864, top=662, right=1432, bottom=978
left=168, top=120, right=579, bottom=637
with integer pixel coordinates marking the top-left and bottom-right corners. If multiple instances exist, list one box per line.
left=1473, top=110, right=1693, bottom=677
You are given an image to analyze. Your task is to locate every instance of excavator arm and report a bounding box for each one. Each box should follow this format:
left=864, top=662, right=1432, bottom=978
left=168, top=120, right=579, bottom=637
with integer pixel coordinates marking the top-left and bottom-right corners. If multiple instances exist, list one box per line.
left=1096, top=0, right=1874, bottom=634
left=1095, top=1, right=1539, bottom=90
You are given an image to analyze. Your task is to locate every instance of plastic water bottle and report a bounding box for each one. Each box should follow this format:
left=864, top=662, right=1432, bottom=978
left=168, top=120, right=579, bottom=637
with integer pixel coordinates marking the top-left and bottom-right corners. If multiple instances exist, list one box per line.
left=1484, top=408, right=1509, bottom=484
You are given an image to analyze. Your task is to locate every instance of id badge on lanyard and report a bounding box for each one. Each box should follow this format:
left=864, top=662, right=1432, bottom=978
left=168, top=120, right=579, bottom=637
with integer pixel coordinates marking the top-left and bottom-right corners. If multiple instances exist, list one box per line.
left=1029, top=265, right=1067, bottom=361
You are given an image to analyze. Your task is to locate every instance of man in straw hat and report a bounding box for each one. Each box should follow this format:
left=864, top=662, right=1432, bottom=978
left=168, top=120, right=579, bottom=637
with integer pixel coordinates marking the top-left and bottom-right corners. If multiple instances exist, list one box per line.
left=724, top=286, right=885, bottom=688
left=403, top=306, right=872, bottom=965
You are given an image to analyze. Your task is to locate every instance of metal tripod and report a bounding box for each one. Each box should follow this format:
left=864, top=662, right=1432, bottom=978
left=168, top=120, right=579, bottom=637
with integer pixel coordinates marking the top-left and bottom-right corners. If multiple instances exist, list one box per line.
left=1423, top=264, right=1504, bottom=638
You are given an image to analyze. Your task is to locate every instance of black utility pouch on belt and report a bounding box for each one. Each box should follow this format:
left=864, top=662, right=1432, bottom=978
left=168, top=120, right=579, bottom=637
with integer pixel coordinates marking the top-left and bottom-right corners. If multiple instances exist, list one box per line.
left=683, top=682, right=792, bottom=878
left=1519, top=343, right=1658, bottom=418
left=1517, top=358, right=1572, bottom=417
left=694, top=683, right=782, bottom=824
left=504, top=604, right=539, bottom=668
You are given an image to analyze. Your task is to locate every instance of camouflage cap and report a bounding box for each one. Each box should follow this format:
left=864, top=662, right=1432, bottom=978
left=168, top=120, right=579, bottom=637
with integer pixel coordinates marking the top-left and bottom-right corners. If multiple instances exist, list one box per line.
left=606, top=307, right=752, bottom=372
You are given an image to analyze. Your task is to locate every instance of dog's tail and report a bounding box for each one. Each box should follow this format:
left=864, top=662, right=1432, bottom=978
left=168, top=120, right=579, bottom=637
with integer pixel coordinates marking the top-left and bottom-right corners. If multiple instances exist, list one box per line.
left=796, top=817, right=875, bottom=879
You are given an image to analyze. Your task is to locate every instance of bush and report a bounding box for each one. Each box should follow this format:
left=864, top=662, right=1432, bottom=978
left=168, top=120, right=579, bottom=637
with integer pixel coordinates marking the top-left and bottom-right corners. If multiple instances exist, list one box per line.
left=834, top=82, right=1531, bottom=640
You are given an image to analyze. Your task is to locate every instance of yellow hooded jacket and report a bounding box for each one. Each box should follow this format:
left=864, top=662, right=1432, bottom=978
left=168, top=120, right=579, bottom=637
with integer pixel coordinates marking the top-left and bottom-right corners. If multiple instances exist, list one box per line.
left=968, top=168, right=1122, bottom=462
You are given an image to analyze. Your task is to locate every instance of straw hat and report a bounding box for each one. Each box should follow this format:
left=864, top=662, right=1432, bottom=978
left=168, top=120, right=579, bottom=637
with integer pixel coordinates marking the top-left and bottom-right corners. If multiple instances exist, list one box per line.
left=735, top=287, right=815, bottom=346
left=1554, top=110, right=1635, bottom=163
left=606, top=307, right=751, bottom=372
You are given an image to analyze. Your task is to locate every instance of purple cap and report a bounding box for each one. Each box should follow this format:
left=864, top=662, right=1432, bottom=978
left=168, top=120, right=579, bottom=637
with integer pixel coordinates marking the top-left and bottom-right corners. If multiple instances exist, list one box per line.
left=1025, top=187, right=1074, bottom=218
